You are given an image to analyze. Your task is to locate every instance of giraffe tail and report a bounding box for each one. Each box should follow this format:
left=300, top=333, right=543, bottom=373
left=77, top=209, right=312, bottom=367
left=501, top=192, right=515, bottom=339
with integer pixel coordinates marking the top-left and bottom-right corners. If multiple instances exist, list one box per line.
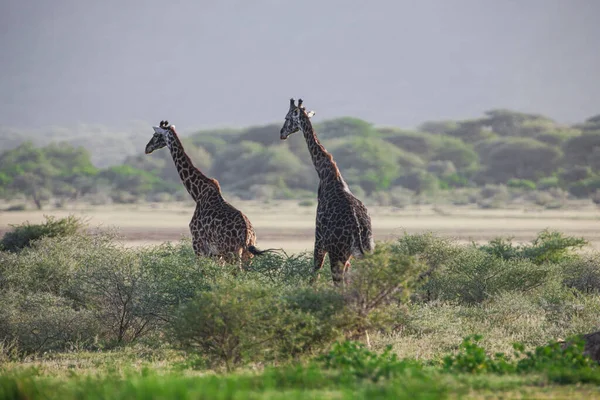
left=247, top=245, right=285, bottom=256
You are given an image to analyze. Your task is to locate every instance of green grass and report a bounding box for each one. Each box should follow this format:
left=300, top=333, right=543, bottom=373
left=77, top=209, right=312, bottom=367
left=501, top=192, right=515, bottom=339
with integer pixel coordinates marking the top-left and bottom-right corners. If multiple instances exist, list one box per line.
left=2, top=360, right=600, bottom=400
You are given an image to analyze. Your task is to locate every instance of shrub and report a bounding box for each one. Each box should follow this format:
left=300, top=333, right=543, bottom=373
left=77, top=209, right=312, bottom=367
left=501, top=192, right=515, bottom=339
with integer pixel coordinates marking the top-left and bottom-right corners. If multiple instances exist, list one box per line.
left=343, top=243, right=428, bottom=336
left=514, top=337, right=598, bottom=375
left=479, top=230, right=587, bottom=265
left=245, top=251, right=317, bottom=287
left=537, top=176, right=560, bottom=189
left=507, top=178, right=536, bottom=191
left=170, top=278, right=299, bottom=370
left=561, top=255, right=600, bottom=294
left=317, top=341, right=422, bottom=382
left=72, top=239, right=209, bottom=345
left=2, top=232, right=209, bottom=347
left=443, top=335, right=513, bottom=374
left=0, top=215, right=84, bottom=252
left=568, top=174, right=600, bottom=198
left=0, top=291, right=99, bottom=354
left=424, top=247, right=551, bottom=304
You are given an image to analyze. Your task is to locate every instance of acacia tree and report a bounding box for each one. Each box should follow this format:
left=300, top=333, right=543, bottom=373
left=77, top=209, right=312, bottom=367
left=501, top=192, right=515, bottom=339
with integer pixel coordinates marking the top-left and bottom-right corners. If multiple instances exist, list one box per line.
left=0, top=142, right=97, bottom=209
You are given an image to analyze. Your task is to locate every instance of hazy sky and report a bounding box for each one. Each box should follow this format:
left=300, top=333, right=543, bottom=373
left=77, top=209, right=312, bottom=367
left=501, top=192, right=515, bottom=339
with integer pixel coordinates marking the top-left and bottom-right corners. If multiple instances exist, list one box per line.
left=1, top=0, right=599, bottom=131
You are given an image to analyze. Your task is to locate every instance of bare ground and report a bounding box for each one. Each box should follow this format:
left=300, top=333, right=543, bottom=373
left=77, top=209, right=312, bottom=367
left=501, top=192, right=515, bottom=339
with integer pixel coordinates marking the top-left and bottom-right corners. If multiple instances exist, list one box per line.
left=1, top=200, right=600, bottom=253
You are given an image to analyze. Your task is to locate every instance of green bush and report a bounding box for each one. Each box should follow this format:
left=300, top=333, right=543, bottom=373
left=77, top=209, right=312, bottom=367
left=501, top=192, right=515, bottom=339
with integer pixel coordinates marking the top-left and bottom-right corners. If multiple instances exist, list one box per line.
left=442, top=335, right=513, bottom=374
left=537, top=176, right=560, bottom=189
left=1, top=231, right=210, bottom=348
left=343, top=243, right=427, bottom=336
left=245, top=251, right=317, bottom=287
left=0, top=215, right=84, bottom=252
left=396, top=232, right=576, bottom=304
left=514, top=337, right=598, bottom=384
left=0, top=291, right=99, bottom=354
left=442, top=334, right=598, bottom=384
left=170, top=278, right=340, bottom=370
left=561, top=255, right=600, bottom=294
left=507, top=178, right=536, bottom=190
left=318, top=341, right=422, bottom=382
left=424, top=247, right=551, bottom=304
left=478, top=230, right=587, bottom=265
left=568, top=174, right=600, bottom=197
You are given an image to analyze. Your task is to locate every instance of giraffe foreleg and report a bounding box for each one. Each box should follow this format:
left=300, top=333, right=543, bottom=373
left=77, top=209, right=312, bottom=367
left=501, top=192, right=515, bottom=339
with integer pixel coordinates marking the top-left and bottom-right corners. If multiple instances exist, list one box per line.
left=310, top=246, right=327, bottom=285
left=328, top=254, right=346, bottom=287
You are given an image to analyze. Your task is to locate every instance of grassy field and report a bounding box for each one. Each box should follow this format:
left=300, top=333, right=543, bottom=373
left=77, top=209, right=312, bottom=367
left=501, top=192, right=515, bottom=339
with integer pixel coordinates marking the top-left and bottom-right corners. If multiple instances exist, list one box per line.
left=1, top=200, right=600, bottom=253
left=1, top=200, right=600, bottom=399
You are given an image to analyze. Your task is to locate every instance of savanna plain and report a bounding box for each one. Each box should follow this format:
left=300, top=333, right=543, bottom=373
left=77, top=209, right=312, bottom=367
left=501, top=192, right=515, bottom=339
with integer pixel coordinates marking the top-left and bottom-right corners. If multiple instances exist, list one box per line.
left=1, top=201, right=600, bottom=399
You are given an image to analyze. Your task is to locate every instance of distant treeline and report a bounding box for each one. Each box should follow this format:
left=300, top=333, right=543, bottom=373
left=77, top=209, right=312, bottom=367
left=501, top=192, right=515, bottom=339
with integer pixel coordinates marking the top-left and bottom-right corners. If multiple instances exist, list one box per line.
left=1, top=109, right=599, bottom=209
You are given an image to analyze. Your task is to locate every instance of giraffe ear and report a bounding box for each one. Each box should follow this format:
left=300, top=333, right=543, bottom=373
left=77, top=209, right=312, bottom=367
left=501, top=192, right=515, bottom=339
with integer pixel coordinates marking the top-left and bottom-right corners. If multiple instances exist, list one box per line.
left=307, top=110, right=316, bottom=118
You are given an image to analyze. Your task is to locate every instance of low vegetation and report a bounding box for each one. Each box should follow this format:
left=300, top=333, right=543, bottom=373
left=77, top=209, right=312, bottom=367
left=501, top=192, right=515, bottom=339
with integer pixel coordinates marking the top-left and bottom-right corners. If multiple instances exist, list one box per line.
left=1, top=216, right=599, bottom=398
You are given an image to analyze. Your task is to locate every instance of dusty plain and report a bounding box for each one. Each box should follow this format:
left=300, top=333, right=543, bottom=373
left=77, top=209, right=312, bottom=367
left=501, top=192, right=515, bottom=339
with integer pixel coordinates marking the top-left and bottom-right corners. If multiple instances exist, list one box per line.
left=1, top=200, right=600, bottom=253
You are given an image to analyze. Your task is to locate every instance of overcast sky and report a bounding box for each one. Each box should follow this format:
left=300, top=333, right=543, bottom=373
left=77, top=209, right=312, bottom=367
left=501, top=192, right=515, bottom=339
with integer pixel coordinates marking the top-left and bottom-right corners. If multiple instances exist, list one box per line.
left=1, top=0, right=599, bottom=131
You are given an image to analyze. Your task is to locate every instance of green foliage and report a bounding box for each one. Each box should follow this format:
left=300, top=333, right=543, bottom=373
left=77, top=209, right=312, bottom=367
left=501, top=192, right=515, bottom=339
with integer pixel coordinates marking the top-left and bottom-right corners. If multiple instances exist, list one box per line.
left=394, top=169, right=440, bottom=194
left=97, top=165, right=175, bottom=196
left=342, top=243, right=427, bottom=335
left=443, top=334, right=598, bottom=384
left=563, top=131, right=600, bottom=166
left=537, top=176, right=560, bottom=189
left=534, top=129, right=580, bottom=146
left=318, top=341, right=421, bottom=382
left=401, top=231, right=585, bottom=304
left=317, top=117, right=376, bottom=139
left=170, top=277, right=344, bottom=370
left=443, top=335, right=513, bottom=374
left=0, top=291, right=99, bottom=354
left=0, top=142, right=98, bottom=208
left=329, top=136, right=418, bottom=192
left=0, top=215, right=84, bottom=252
left=507, top=178, right=536, bottom=190
left=3, top=110, right=600, bottom=202
left=483, top=109, right=554, bottom=137
left=561, top=255, right=600, bottom=294
left=1, top=232, right=208, bottom=349
left=475, top=137, right=562, bottom=183
left=478, top=230, right=587, bottom=265
left=567, top=174, right=600, bottom=197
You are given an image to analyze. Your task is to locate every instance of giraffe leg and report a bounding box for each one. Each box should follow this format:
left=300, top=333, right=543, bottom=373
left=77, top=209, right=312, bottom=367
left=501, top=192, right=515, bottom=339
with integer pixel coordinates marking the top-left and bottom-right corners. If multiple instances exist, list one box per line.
left=241, top=249, right=253, bottom=270
left=343, top=259, right=352, bottom=286
left=310, top=246, right=327, bottom=285
left=328, top=253, right=346, bottom=287
left=236, top=248, right=246, bottom=271
left=192, top=240, right=202, bottom=258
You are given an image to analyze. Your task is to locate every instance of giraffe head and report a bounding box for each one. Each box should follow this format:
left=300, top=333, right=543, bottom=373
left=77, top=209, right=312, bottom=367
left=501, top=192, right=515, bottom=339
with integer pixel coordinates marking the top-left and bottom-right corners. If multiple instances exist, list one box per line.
left=280, top=98, right=316, bottom=140
left=145, top=120, right=174, bottom=154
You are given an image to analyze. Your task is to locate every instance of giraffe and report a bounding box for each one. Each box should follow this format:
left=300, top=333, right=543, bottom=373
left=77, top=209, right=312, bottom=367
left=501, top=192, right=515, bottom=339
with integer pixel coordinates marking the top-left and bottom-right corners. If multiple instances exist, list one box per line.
left=279, top=99, right=375, bottom=285
left=145, top=120, right=271, bottom=268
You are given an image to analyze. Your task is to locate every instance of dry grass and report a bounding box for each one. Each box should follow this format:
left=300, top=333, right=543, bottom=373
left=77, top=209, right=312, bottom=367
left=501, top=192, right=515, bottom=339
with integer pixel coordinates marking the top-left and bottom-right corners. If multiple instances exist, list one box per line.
left=1, top=200, right=599, bottom=253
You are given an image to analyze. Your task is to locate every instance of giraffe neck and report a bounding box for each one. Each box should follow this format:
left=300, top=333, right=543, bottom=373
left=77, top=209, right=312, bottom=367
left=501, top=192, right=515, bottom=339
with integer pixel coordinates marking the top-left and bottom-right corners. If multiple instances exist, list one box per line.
left=164, top=129, right=219, bottom=202
left=299, top=116, right=347, bottom=187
